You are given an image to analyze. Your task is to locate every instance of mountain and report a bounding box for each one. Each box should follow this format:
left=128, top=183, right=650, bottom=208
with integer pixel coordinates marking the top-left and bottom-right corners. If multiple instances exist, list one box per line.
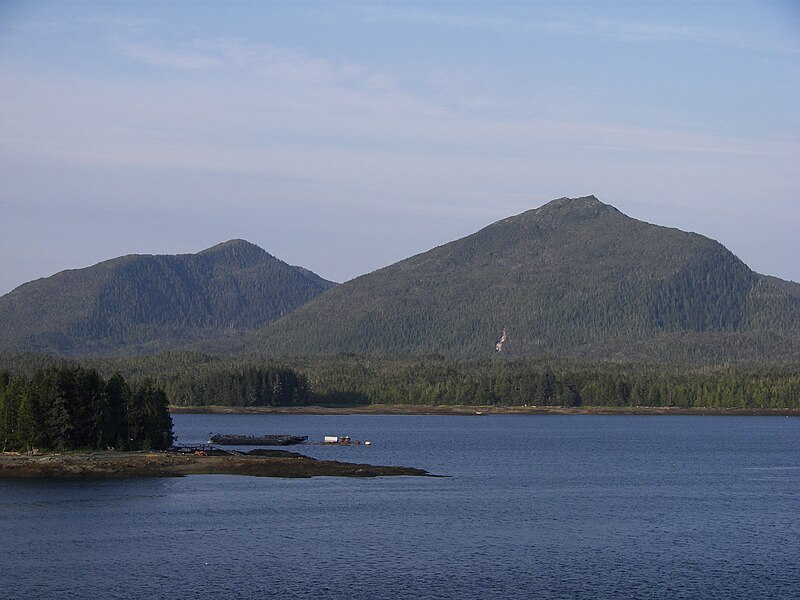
left=0, top=240, right=336, bottom=356
left=232, top=196, right=800, bottom=362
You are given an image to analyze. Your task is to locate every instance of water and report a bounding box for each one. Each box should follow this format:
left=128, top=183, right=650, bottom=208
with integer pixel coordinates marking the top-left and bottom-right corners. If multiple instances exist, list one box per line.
left=1, top=415, right=798, bottom=599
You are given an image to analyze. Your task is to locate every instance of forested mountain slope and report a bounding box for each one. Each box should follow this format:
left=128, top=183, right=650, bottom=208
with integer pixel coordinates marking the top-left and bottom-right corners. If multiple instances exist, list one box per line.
left=0, top=240, right=336, bottom=356
left=234, top=196, right=800, bottom=361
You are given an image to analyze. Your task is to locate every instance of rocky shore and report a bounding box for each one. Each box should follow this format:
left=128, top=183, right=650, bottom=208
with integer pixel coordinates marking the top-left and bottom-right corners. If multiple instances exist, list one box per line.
left=0, top=450, right=431, bottom=480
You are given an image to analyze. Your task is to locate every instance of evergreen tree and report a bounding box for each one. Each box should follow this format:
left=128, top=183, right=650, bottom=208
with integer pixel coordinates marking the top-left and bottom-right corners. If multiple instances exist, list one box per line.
left=1, top=377, right=24, bottom=450
left=105, top=373, right=130, bottom=449
left=0, top=368, right=172, bottom=453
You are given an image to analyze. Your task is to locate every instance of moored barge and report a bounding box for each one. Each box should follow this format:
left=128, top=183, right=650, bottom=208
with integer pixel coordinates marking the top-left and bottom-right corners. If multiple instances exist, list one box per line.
left=209, top=434, right=308, bottom=446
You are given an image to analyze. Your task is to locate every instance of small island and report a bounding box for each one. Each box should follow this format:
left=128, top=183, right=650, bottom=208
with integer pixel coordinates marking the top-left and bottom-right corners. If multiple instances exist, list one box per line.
left=0, top=367, right=430, bottom=479
left=0, top=450, right=431, bottom=479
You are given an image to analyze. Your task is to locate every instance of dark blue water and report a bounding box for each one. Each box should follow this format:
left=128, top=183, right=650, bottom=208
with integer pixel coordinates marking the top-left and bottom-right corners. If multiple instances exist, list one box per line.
left=1, top=415, right=798, bottom=599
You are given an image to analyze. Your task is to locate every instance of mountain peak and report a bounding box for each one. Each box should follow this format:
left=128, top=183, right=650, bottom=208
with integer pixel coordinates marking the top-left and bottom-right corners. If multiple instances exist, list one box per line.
left=496, top=195, right=614, bottom=230
left=533, top=195, right=619, bottom=225
left=537, top=195, right=609, bottom=214
left=199, top=239, right=262, bottom=255
left=198, top=239, right=273, bottom=264
left=547, top=194, right=601, bottom=206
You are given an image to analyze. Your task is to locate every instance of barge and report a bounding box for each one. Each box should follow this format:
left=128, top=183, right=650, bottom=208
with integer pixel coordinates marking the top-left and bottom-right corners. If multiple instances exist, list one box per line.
left=209, top=434, right=308, bottom=446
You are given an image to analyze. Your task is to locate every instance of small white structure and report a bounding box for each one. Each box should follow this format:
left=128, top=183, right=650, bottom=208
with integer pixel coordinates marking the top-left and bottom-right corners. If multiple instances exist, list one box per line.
left=324, top=435, right=356, bottom=445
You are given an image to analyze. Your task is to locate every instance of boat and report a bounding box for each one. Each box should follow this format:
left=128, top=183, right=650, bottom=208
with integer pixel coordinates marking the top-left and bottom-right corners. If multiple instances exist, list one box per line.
left=208, top=434, right=308, bottom=446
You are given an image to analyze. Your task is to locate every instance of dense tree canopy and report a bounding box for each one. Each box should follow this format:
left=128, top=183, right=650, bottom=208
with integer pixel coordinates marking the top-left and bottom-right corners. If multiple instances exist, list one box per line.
left=302, top=356, right=799, bottom=409
left=0, top=239, right=335, bottom=356
left=0, top=366, right=173, bottom=452
left=165, top=365, right=311, bottom=407
left=0, top=352, right=796, bottom=411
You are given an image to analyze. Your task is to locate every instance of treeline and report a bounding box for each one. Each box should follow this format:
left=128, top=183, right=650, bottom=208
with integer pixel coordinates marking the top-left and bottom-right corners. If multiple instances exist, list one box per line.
left=91, top=352, right=319, bottom=407
left=98, top=353, right=318, bottom=407
left=0, top=366, right=173, bottom=452
left=0, top=352, right=325, bottom=408
left=303, top=356, right=800, bottom=409
left=164, top=366, right=311, bottom=407
left=0, top=351, right=796, bottom=409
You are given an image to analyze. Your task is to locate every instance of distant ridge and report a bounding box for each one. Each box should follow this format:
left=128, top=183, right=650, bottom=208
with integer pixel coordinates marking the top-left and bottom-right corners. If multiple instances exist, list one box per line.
left=0, top=240, right=336, bottom=356
left=229, top=196, right=800, bottom=362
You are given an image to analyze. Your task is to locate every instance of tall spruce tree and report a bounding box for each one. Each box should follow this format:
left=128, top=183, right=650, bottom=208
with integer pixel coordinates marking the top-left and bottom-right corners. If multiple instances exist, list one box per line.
left=0, top=368, right=172, bottom=452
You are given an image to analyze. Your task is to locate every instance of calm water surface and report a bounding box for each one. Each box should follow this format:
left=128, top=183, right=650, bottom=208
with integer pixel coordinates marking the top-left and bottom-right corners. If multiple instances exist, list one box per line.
left=1, top=415, right=798, bottom=599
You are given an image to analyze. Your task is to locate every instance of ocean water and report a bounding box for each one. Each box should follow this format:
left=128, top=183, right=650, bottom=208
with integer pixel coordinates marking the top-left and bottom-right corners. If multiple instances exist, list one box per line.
left=1, top=414, right=798, bottom=599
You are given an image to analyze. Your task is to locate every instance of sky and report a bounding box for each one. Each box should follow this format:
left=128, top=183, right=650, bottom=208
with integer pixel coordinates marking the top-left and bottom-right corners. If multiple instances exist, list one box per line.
left=1, top=1, right=798, bottom=294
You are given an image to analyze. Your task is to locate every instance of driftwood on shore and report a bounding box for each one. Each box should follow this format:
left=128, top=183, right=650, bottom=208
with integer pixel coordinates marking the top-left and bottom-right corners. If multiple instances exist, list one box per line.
left=0, top=450, right=431, bottom=480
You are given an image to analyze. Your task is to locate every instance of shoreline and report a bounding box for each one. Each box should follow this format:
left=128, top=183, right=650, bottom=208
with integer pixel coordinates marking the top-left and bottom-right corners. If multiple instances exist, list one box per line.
left=169, top=404, right=800, bottom=417
left=0, top=450, right=431, bottom=480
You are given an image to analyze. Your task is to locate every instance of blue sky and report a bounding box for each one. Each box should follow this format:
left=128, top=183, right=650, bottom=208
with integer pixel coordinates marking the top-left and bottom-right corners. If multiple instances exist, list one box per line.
left=1, top=1, right=798, bottom=294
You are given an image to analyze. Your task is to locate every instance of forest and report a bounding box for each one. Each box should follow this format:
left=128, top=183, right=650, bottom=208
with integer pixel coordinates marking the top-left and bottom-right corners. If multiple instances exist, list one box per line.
left=163, top=364, right=312, bottom=406
left=0, top=352, right=796, bottom=410
left=0, top=366, right=173, bottom=452
left=302, top=356, right=800, bottom=409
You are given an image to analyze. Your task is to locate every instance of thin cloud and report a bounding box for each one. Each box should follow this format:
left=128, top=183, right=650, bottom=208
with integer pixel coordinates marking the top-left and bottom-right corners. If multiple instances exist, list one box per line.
left=6, top=7, right=798, bottom=173
left=116, top=41, right=225, bottom=70
left=357, top=5, right=580, bottom=36
left=5, top=69, right=795, bottom=182
left=113, top=36, right=387, bottom=93
left=358, top=4, right=798, bottom=53
left=360, top=7, right=516, bottom=31
left=77, top=15, right=156, bottom=29
left=4, top=27, right=797, bottom=176
left=594, top=18, right=799, bottom=53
